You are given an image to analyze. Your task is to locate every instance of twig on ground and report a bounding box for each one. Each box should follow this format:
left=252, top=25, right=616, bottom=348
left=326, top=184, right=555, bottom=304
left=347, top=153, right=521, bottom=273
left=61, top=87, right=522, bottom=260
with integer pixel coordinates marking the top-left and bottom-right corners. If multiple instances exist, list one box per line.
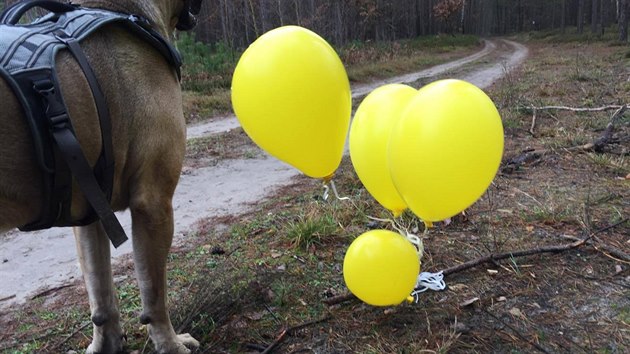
left=529, top=108, right=537, bottom=135
left=30, top=284, right=75, bottom=300
left=322, top=293, right=357, bottom=306
left=523, top=104, right=628, bottom=113
left=245, top=343, right=269, bottom=351
left=481, top=308, right=552, bottom=354
left=0, top=294, right=16, bottom=302
left=560, top=218, right=630, bottom=263
left=260, top=316, right=330, bottom=354
left=53, top=321, right=91, bottom=350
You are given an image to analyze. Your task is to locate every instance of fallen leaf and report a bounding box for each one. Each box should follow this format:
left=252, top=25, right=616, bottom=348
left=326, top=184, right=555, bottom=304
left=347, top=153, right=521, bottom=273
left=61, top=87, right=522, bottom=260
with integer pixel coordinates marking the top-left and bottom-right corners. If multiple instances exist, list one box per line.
left=383, top=308, right=397, bottom=315
left=449, top=283, right=469, bottom=292
left=460, top=297, right=479, bottom=307
left=509, top=307, right=524, bottom=319
left=244, top=311, right=266, bottom=321
left=452, top=321, right=471, bottom=334
left=497, top=296, right=507, bottom=302
left=270, top=251, right=282, bottom=258
left=526, top=225, right=534, bottom=232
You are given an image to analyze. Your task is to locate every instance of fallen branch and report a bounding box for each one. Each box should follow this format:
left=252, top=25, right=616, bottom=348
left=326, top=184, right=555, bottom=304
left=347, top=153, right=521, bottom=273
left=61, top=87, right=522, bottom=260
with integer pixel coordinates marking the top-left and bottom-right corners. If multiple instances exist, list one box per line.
left=501, top=148, right=546, bottom=174
left=525, top=104, right=627, bottom=136
left=523, top=104, right=628, bottom=113
left=261, top=316, right=330, bottom=354
left=560, top=219, right=630, bottom=263
left=324, top=219, right=627, bottom=306
left=582, top=105, right=627, bottom=153
left=441, top=238, right=588, bottom=276
left=443, top=218, right=628, bottom=276
left=503, top=105, right=628, bottom=173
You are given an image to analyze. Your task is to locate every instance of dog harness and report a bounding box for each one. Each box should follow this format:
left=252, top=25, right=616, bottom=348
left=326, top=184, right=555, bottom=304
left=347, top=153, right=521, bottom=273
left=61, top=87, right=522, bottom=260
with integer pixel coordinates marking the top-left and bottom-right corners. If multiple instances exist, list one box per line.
left=0, top=0, right=183, bottom=247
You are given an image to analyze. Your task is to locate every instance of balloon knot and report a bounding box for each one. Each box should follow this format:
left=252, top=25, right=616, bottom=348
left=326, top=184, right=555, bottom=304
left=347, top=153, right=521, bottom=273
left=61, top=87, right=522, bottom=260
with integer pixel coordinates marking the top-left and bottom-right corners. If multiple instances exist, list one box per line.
left=322, top=174, right=334, bottom=183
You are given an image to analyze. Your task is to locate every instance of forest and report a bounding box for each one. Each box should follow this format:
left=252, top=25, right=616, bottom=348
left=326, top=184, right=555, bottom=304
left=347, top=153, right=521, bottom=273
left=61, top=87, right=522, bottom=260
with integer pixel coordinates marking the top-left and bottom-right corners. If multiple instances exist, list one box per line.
left=1, top=1, right=629, bottom=46
left=188, top=0, right=630, bottom=47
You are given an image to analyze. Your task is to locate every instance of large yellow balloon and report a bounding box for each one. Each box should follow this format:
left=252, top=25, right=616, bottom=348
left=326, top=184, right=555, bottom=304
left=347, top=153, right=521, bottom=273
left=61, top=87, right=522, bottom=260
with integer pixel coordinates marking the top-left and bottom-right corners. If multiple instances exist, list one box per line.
left=349, top=84, right=417, bottom=217
left=343, top=229, right=420, bottom=306
left=231, top=26, right=351, bottom=179
left=389, top=79, right=504, bottom=222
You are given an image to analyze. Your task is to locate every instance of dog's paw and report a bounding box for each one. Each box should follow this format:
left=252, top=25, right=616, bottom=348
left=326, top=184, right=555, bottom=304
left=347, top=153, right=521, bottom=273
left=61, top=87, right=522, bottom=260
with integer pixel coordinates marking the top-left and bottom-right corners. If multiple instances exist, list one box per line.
left=86, top=325, right=125, bottom=354
left=177, top=333, right=200, bottom=349
left=156, top=333, right=200, bottom=354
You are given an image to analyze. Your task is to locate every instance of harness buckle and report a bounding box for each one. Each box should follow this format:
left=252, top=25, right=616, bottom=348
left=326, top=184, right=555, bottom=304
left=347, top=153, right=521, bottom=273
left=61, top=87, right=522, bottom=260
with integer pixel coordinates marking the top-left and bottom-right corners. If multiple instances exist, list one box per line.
left=33, top=77, right=71, bottom=131
left=49, top=112, right=70, bottom=130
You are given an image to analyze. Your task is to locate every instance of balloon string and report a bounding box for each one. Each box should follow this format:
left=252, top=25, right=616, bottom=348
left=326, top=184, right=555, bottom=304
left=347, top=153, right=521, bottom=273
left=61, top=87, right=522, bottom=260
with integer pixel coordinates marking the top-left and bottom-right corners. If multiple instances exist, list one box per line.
left=409, top=271, right=446, bottom=303
left=366, top=215, right=405, bottom=235
left=325, top=181, right=445, bottom=303
left=322, top=179, right=350, bottom=201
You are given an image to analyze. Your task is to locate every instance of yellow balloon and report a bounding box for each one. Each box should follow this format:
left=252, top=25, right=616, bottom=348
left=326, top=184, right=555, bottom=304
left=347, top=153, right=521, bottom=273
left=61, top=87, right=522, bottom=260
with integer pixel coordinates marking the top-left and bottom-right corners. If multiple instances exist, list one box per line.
left=231, top=26, right=351, bottom=179
left=349, top=84, right=417, bottom=217
left=389, top=79, right=504, bottom=222
left=343, top=229, right=420, bottom=306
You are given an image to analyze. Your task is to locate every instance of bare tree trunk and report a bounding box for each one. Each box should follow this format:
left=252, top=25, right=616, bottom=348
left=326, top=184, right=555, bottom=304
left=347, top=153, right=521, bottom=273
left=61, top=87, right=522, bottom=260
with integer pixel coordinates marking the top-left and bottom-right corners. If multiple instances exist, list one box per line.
left=560, top=0, right=567, bottom=33
left=248, top=0, right=260, bottom=37
left=294, top=0, right=300, bottom=26
left=262, top=0, right=272, bottom=33
left=620, top=0, right=629, bottom=41
left=276, top=0, right=283, bottom=26
left=334, top=0, right=343, bottom=44
left=592, top=0, right=599, bottom=33
left=578, top=0, right=585, bottom=33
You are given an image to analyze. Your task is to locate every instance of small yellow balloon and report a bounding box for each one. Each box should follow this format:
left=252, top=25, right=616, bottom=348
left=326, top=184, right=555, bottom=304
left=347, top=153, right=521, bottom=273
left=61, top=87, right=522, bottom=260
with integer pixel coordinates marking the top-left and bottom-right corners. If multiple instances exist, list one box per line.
left=389, top=79, right=504, bottom=222
left=343, top=229, right=420, bottom=306
left=231, top=26, right=351, bottom=179
left=349, top=84, right=417, bottom=217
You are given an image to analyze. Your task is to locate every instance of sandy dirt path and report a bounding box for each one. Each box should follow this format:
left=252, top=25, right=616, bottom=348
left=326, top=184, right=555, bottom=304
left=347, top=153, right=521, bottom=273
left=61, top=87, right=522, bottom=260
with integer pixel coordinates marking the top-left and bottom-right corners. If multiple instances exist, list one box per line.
left=0, top=39, right=528, bottom=309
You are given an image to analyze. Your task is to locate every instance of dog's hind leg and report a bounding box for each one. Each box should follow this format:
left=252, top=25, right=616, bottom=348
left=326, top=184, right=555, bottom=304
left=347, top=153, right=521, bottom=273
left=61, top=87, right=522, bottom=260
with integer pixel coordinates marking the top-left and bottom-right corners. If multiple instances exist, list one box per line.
left=129, top=179, right=199, bottom=354
left=74, top=223, right=125, bottom=354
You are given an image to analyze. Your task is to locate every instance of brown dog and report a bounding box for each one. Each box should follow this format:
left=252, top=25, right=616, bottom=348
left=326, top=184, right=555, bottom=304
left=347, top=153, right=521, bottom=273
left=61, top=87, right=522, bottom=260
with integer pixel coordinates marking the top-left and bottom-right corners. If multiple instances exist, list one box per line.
left=0, top=0, right=202, bottom=353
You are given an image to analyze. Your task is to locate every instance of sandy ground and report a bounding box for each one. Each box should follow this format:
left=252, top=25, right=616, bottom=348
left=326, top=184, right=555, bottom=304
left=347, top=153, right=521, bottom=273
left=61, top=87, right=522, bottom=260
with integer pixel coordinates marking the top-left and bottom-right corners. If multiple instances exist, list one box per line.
left=0, top=39, right=528, bottom=309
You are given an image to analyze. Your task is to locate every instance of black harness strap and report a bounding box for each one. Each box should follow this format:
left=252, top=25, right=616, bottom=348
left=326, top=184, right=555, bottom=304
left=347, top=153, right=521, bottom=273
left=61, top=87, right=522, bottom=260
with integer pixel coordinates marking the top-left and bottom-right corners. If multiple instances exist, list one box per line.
left=0, top=0, right=77, bottom=24
left=2, top=0, right=187, bottom=248
left=55, top=30, right=115, bottom=204
left=32, top=76, right=127, bottom=248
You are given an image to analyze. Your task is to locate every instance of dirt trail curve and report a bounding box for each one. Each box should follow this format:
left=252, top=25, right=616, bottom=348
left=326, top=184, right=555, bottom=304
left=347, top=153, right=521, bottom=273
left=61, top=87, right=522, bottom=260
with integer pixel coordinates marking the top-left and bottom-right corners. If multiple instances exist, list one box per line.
left=0, top=39, right=528, bottom=309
